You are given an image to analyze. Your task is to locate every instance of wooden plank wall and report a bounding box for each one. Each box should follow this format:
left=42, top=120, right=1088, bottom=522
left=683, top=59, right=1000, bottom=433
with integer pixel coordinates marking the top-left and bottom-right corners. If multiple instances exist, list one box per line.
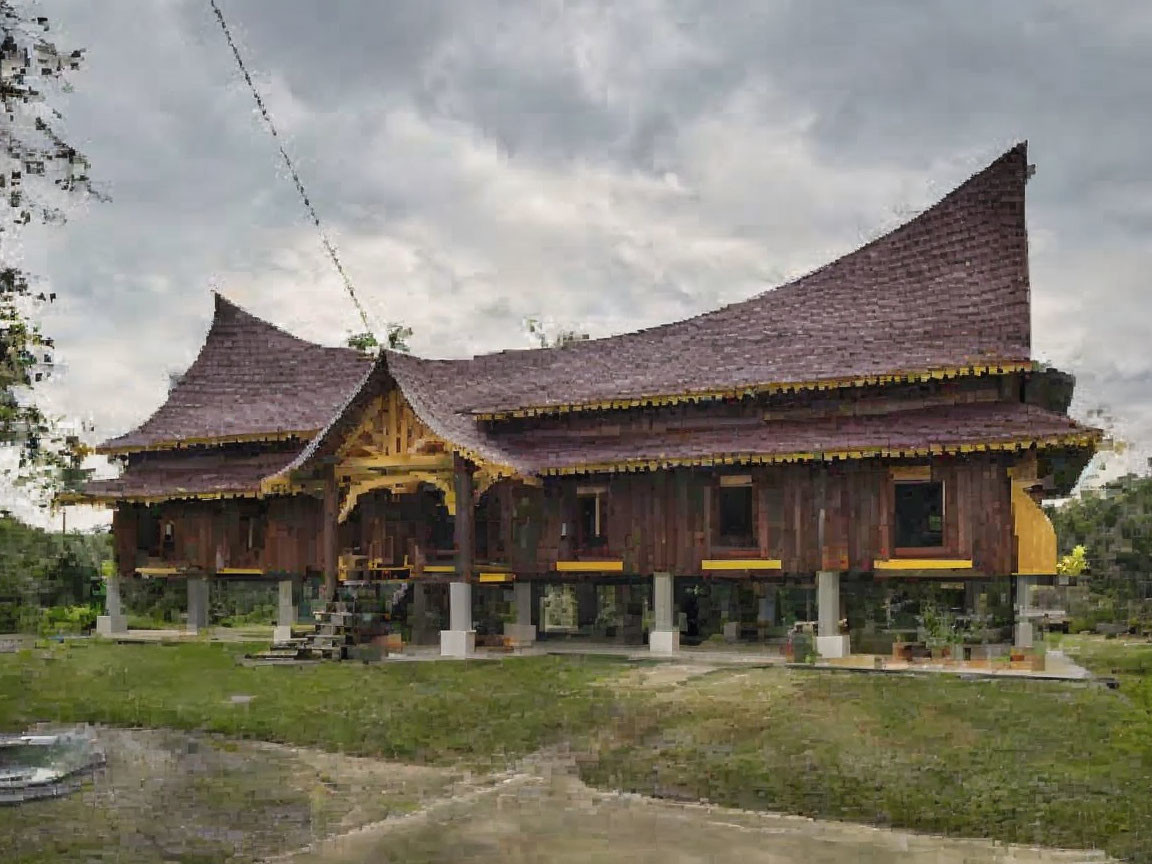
left=480, top=453, right=1014, bottom=577
left=110, top=454, right=1016, bottom=579
left=113, top=495, right=326, bottom=577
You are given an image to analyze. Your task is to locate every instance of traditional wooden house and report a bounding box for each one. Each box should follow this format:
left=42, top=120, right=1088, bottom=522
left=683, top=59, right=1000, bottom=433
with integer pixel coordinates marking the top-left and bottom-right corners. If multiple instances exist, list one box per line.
left=77, top=143, right=1099, bottom=658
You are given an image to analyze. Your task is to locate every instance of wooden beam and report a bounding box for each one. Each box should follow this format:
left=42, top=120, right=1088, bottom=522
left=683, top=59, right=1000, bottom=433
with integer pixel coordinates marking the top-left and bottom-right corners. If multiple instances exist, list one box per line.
left=322, top=468, right=339, bottom=601
left=339, top=454, right=454, bottom=472
left=453, top=453, right=475, bottom=583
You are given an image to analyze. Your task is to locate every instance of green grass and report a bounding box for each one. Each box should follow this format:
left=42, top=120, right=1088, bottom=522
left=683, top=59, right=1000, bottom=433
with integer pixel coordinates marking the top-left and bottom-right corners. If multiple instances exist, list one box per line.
left=1057, top=633, right=1152, bottom=679
left=0, top=641, right=620, bottom=768
left=583, top=666, right=1152, bottom=862
left=6, top=640, right=1152, bottom=860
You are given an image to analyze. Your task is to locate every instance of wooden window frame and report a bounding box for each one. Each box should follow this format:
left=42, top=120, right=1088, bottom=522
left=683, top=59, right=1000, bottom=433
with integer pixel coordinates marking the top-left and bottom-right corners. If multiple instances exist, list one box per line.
left=891, top=473, right=953, bottom=558
left=711, top=474, right=758, bottom=554
left=574, top=485, right=608, bottom=553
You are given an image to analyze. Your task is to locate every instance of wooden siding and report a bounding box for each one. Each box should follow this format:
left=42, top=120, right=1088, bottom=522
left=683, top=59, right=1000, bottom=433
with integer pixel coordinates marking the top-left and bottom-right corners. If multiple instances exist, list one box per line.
left=111, top=451, right=1017, bottom=579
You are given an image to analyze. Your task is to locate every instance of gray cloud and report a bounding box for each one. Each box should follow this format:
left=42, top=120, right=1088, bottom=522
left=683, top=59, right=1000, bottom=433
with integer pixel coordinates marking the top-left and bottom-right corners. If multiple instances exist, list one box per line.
left=10, top=0, right=1151, bottom=526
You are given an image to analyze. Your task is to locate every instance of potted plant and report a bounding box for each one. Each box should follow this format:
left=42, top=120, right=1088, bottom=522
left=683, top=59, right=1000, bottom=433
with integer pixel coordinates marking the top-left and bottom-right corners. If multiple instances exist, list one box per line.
left=919, top=602, right=957, bottom=661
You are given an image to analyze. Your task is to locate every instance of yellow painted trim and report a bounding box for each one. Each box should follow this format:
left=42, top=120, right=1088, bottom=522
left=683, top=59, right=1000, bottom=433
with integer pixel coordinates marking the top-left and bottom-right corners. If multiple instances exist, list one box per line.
left=424, top=565, right=456, bottom=573
left=556, top=560, right=625, bottom=572
left=1012, top=480, right=1058, bottom=576
left=537, top=431, right=1101, bottom=477
left=890, top=465, right=932, bottom=481
left=136, top=567, right=182, bottom=576
left=339, top=454, right=455, bottom=471
left=874, top=558, right=974, bottom=570
left=474, top=362, right=1038, bottom=420
left=478, top=572, right=515, bottom=583
left=701, top=559, right=782, bottom=571
left=217, top=567, right=264, bottom=575
left=95, top=429, right=319, bottom=456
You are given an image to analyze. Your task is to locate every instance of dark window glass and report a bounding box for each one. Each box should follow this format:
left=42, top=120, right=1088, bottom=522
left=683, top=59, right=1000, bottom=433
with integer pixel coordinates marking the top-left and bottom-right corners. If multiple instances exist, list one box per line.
left=717, top=486, right=754, bottom=548
left=577, top=494, right=605, bottom=548
left=894, top=482, right=944, bottom=548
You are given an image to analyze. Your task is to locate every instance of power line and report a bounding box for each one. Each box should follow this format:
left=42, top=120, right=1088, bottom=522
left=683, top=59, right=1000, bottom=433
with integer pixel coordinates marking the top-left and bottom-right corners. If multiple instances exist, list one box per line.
left=208, top=0, right=373, bottom=335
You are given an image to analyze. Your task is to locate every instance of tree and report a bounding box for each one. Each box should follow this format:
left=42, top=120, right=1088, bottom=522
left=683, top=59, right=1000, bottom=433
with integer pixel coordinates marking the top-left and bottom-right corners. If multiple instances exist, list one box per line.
left=0, top=2, right=103, bottom=503
left=345, top=322, right=413, bottom=355
left=1048, top=468, right=1152, bottom=602
left=523, top=316, right=589, bottom=349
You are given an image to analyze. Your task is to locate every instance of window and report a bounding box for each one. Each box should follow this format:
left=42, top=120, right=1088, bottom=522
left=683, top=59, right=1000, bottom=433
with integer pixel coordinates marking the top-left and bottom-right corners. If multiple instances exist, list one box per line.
left=576, top=486, right=607, bottom=549
left=716, top=475, right=755, bottom=548
left=894, top=481, right=944, bottom=549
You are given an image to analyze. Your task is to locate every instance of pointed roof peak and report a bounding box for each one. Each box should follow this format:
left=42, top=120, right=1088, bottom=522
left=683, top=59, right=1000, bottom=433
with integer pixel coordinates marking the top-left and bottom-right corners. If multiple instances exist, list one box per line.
left=96, top=290, right=373, bottom=453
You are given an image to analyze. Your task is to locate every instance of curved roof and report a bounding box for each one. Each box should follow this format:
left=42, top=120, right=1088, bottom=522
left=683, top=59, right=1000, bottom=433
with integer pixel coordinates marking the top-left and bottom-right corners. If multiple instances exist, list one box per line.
left=97, top=143, right=1094, bottom=490
left=97, top=294, right=373, bottom=453
left=398, top=142, right=1034, bottom=421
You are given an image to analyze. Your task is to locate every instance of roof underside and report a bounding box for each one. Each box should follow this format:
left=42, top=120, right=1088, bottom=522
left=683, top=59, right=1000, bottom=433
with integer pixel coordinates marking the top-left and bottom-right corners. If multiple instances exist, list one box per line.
left=96, top=294, right=372, bottom=453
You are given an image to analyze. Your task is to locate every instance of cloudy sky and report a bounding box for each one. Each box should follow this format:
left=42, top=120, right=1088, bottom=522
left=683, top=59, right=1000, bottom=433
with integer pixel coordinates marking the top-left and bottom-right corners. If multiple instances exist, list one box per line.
left=10, top=0, right=1152, bottom=526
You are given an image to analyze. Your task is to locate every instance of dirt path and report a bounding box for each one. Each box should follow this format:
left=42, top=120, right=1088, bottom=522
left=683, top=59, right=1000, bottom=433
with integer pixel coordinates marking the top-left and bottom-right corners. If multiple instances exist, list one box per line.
left=280, top=762, right=1111, bottom=864
left=1, top=727, right=1115, bottom=863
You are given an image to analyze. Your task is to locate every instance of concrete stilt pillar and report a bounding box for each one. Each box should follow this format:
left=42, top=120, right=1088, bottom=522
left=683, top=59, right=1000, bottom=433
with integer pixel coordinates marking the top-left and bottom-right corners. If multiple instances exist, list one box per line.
left=96, top=573, right=127, bottom=636
left=1014, top=574, right=1034, bottom=648
left=504, top=581, right=535, bottom=645
left=723, top=585, right=741, bottom=643
left=186, top=577, right=209, bottom=634
left=440, top=581, right=475, bottom=657
left=758, top=589, right=776, bottom=627
left=410, top=582, right=429, bottom=645
left=273, top=579, right=296, bottom=642
left=815, top=571, right=849, bottom=658
left=650, top=572, right=679, bottom=653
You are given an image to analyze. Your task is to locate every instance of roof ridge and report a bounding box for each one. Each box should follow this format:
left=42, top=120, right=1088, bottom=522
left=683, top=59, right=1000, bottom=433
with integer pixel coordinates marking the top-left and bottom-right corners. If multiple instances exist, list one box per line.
left=211, top=291, right=365, bottom=356
left=451, top=143, right=1028, bottom=363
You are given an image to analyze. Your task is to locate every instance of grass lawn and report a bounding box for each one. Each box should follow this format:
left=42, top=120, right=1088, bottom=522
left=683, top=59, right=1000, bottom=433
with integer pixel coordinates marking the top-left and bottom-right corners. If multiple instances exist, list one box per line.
left=4, top=640, right=1152, bottom=861
left=0, top=641, right=621, bottom=768
left=583, top=664, right=1152, bottom=863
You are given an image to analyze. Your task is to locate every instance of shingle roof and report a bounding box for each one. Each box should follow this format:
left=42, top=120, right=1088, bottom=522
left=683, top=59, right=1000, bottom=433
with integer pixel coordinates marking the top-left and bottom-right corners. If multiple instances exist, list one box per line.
left=93, top=143, right=1097, bottom=497
left=396, top=142, right=1034, bottom=421
left=96, top=294, right=373, bottom=453
left=480, top=402, right=1095, bottom=475
left=81, top=447, right=303, bottom=501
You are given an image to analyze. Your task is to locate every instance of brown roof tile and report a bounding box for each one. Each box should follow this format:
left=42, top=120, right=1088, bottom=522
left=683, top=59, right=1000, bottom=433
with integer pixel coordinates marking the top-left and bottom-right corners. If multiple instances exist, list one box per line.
left=97, top=294, right=373, bottom=453
left=82, top=447, right=303, bottom=501
left=394, top=143, right=1033, bottom=420
left=481, top=402, right=1095, bottom=474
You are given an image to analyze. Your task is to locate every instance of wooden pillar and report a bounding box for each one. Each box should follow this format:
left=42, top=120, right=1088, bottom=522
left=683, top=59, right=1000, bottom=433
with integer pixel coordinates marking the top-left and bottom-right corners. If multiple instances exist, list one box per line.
left=322, top=468, right=339, bottom=601
left=453, top=453, right=475, bottom=582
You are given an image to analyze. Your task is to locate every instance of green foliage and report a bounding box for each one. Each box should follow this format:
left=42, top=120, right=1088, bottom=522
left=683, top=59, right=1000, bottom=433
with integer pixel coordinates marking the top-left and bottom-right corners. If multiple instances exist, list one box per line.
left=346, top=322, right=413, bottom=354
left=345, top=330, right=378, bottom=353
left=385, top=322, right=413, bottom=352
left=1050, top=472, right=1152, bottom=634
left=0, top=514, right=109, bottom=632
left=1057, top=543, right=1088, bottom=577
left=0, top=3, right=104, bottom=500
left=524, top=316, right=590, bottom=348
left=35, top=602, right=98, bottom=634
left=917, top=601, right=958, bottom=648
